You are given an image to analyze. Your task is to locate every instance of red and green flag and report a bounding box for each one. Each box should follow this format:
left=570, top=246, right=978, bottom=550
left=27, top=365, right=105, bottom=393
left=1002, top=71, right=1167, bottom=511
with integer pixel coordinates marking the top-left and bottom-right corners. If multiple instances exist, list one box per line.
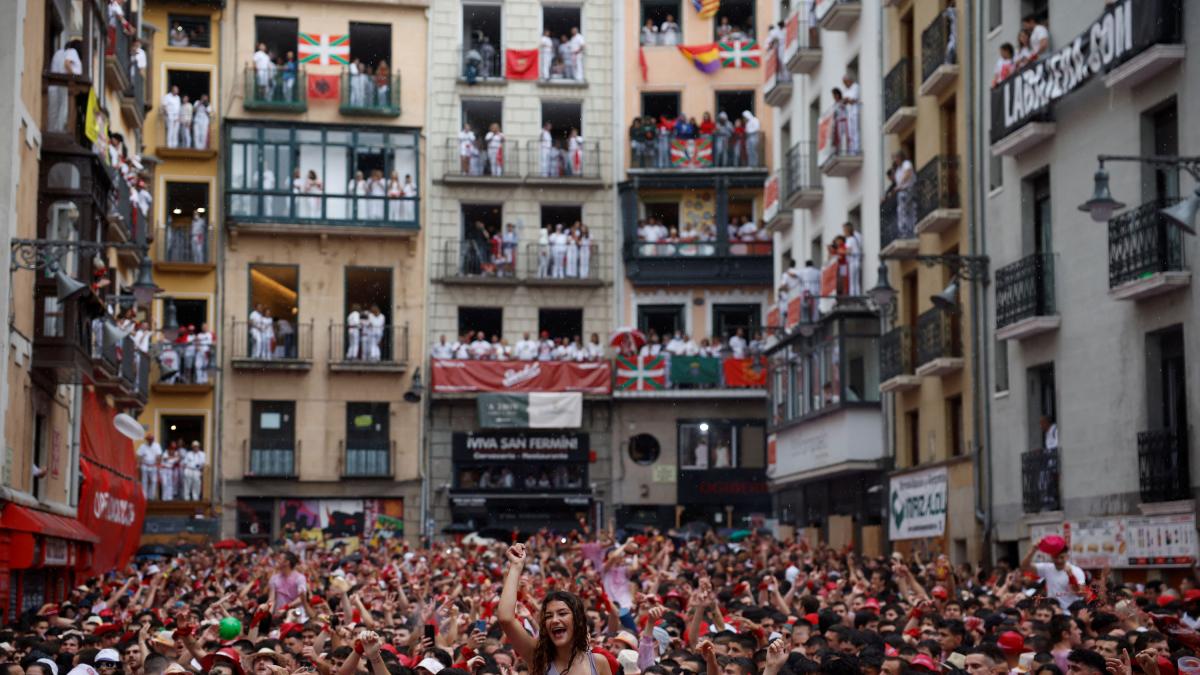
left=298, top=33, right=350, bottom=66
left=615, top=355, right=666, bottom=391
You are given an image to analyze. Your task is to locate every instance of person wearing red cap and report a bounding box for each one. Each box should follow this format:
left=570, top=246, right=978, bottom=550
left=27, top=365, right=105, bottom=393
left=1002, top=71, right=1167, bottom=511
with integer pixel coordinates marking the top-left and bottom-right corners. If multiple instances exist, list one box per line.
left=995, top=631, right=1026, bottom=670
left=1021, top=536, right=1084, bottom=610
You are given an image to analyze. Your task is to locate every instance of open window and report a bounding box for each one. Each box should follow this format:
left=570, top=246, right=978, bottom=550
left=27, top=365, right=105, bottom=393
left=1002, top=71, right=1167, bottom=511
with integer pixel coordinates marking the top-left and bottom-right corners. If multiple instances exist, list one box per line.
left=542, top=6, right=582, bottom=80
left=254, top=16, right=298, bottom=63
left=637, top=304, right=684, bottom=339
left=541, top=204, right=582, bottom=238
left=715, top=90, right=755, bottom=120
left=541, top=100, right=583, bottom=144
left=168, top=14, right=211, bottom=49
left=349, top=22, right=392, bottom=70
left=713, top=0, right=756, bottom=41
left=679, top=420, right=765, bottom=470
left=459, top=204, right=504, bottom=276
left=342, top=267, right=394, bottom=362
left=712, top=304, right=759, bottom=341
left=157, top=298, right=211, bottom=384
left=164, top=182, right=210, bottom=263
left=538, top=308, right=583, bottom=342
left=458, top=307, right=503, bottom=341
left=163, top=70, right=212, bottom=150
left=247, top=264, right=299, bottom=359
left=641, top=0, right=682, bottom=45
left=641, top=92, right=680, bottom=120
left=173, top=298, right=208, bottom=331
left=463, top=5, right=502, bottom=78
left=543, top=6, right=581, bottom=40
left=161, top=414, right=205, bottom=455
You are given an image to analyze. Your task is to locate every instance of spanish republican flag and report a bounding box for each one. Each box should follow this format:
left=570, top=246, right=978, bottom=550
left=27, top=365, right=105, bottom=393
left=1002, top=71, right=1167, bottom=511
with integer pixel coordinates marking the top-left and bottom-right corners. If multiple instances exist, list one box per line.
left=505, top=49, right=539, bottom=80
left=678, top=43, right=722, bottom=74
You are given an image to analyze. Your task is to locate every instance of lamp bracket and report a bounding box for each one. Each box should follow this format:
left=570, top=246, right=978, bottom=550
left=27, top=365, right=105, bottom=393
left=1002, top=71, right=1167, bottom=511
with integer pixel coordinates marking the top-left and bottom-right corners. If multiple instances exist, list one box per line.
left=1097, top=155, right=1200, bottom=182
left=11, top=238, right=149, bottom=272
left=878, top=253, right=991, bottom=282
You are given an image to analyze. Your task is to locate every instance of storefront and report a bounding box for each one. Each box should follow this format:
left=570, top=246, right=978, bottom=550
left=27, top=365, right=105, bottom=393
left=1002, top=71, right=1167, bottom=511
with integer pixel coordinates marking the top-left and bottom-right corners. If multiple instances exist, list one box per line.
left=235, top=497, right=405, bottom=546
left=676, top=418, right=770, bottom=528
left=0, top=506, right=98, bottom=623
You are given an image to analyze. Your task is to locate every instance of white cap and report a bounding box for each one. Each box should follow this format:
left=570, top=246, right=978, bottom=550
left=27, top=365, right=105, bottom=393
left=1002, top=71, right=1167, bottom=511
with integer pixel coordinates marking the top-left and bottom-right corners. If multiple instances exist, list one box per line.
left=416, top=658, right=445, bottom=675
left=96, top=649, right=121, bottom=664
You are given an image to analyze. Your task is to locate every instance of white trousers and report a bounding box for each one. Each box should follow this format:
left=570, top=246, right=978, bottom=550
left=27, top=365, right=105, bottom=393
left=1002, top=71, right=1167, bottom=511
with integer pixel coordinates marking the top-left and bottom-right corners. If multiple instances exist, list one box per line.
left=182, top=468, right=202, bottom=500
left=193, top=119, right=209, bottom=149
left=140, top=465, right=158, bottom=500
left=166, top=115, right=180, bottom=148
left=346, top=328, right=360, bottom=360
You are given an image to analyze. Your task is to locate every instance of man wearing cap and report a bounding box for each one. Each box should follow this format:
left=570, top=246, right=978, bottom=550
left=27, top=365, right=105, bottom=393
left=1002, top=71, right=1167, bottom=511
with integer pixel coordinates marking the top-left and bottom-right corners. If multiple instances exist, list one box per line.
left=1022, top=536, right=1085, bottom=610
left=95, top=649, right=122, bottom=675
left=995, top=631, right=1026, bottom=671
left=136, top=433, right=162, bottom=500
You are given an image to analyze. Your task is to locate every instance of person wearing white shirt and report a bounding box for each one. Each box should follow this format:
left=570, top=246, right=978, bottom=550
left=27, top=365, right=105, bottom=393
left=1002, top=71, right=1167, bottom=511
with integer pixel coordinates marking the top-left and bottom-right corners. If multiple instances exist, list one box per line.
left=691, top=440, right=709, bottom=469
left=540, top=122, right=555, bottom=177
left=539, top=30, right=555, bottom=80
left=431, top=335, right=455, bottom=360
left=585, top=334, right=604, bottom=361
left=514, top=332, right=539, bottom=361
left=469, top=333, right=492, bottom=360
left=248, top=304, right=265, bottom=359
left=453, top=336, right=471, bottom=360
left=367, top=306, right=385, bottom=361
left=49, top=40, right=82, bottom=133
left=458, top=124, right=477, bottom=175
left=551, top=339, right=569, bottom=361
left=737, top=218, right=758, bottom=240
left=549, top=223, right=569, bottom=278
left=252, top=44, right=273, bottom=100
left=660, top=16, right=680, bottom=45
left=493, top=339, right=511, bottom=361
left=778, top=261, right=799, bottom=305
left=131, top=38, right=147, bottom=74
left=565, top=338, right=583, bottom=362
left=345, top=305, right=362, bottom=360
left=1022, top=537, right=1084, bottom=609
left=1041, top=415, right=1058, bottom=451
left=712, top=442, right=731, bottom=468
left=568, top=27, right=586, bottom=81
left=893, top=150, right=917, bottom=237
left=161, top=85, right=182, bottom=148
left=485, top=124, right=505, bottom=177
left=136, top=435, right=163, bottom=500
left=665, top=332, right=685, bottom=356
left=1023, top=15, right=1050, bottom=61
left=728, top=328, right=748, bottom=359
left=842, top=222, right=863, bottom=296
left=181, top=441, right=207, bottom=501
left=799, top=260, right=822, bottom=322
left=537, top=227, right=551, bottom=278
left=537, top=334, right=555, bottom=361
left=179, top=96, right=194, bottom=149
left=641, top=21, right=659, bottom=46
left=193, top=324, right=214, bottom=384
left=683, top=335, right=700, bottom=356
left=742, top=111, right=761, bottom=166
left=577, top=225, right=591, bottom=279
left=841, top=74, right=861, bottom=155
left=190, top=210, right=207, bottom=263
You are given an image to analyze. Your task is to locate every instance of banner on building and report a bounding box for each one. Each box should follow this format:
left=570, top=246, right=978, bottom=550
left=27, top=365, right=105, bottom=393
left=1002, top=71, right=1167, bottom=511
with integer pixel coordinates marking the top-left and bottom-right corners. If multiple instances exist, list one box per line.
left=505, top=49, right=539, bottom=80
left=477, top=392, right=582, bottom=428
left=614, top=355, right=667, bottom=391
left=78, top=391, right=145, bottom=577
left=722, top=357, right=767, bottom=387
left=889, top=466, right=948, bottom=540
left=307, top=73, right=339, bottom=100
left=670, top=356, right=720, bottom=385
left=820, top=259, right=839, bottom=296
left=431, top=359, right=611, bottom=394
left=763, top=174, right=780, bottom=224
left=452, top=431, right=589, bottom=464
left=816, top=108, right=836, bottom=167
left=297, top=33, right=350, bottom=65
left=784, top=12, right=800, bottom=63
left=1028, top=512, right=1197, bottom=569
left=279, top=498, right=404, bottom=549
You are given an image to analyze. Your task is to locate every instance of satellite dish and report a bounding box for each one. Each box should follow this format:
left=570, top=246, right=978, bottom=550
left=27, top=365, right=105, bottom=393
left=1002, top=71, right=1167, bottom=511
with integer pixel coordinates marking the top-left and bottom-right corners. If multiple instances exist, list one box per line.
left=114, top=413, right=146, bottom=441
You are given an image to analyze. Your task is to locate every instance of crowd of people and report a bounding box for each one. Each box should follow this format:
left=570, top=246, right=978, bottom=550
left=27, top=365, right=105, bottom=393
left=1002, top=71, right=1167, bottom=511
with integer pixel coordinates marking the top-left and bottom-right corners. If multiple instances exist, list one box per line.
left=776, top=223, right=865, bottom=324
left=431, top=332, right=606, bottom=362
left=134, top=433, right=208, bottom=501
left=455, top=123, right=588, bottom=179
left=458, top=222, right=594, bottom=280
left=635, top=216, right=770, bottom=255
left=236, top=168, right=417, bottom=222
left=160, top=85, right=213, bottom=150
left=346, top=59, right=396, bottom=109
left=640, top=14, right=755, bottom=46
left=246, top=305, right=299, bottom=360
left=5, top=529, right=1200, bottom=675
left=629, top=111, right=762, bottom=169
left=991, top=14, right=1052, bottom=88
left=632, top=328, right=766, bottom=360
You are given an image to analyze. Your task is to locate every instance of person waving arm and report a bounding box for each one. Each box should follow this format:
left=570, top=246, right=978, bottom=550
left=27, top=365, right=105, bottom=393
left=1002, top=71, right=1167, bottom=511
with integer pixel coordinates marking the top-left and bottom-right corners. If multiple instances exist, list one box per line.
left=497, top=543, right=538, bottom=666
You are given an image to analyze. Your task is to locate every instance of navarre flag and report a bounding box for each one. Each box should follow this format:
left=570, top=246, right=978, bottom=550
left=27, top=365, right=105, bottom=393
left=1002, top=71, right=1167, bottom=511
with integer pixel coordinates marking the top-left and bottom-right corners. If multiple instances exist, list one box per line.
left=477, top=392, right=582, bottom=428
left=678, top=43, right=722, bottom=74
left=505, top=49, right=539, bottom=80
left=719, top=39, right=761, bottom=68
left=670, top=138, right=714, bottom=168
left=723, top=357, right=767, bottom=388
left=692, top=0, right=721, bottom=20
left=615, top=355, right=666, bottom=391
left=670, top=356, right=720, bottom=385
left=638, top=46, right=648, bottom=81
left=307, top=73, right=339, bottom=100
left=297, top=33, right=350, bottom=66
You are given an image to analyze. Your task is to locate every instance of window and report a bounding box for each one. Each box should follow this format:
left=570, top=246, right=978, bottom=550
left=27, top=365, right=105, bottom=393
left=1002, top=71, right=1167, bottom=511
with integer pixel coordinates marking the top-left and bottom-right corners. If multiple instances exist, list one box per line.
left=989, top=154, right=1003, bottom=192
left=163, top=182, right=210, bottom=263
left=459, top=203, right=504, bottom=276
left=1027, top=363, right=1056, bottom=450
left=1027, top=171, right=1051, bottom=255
left=641, top=92, right=679, bottom=120
left=167, top=69, right=210, bottom=105
left=713, top=0, right=755, bottom=40
left=541, top=101, right=583, bottom=154
left=628, top=434, right=661, bottom=465
left=226, top=123, right=419, bottom=225
left=161, top=414, right=206, bottom=478
left=638, top=304, right=684, bottom=338
left=349, top=22, right=391, bottom=69
left=642, top=0, right=682, bottom=45
left=1142, top=98, right=1179, bottom=201
left=246, top=264, right=299, bottom=359
left=906, top=410, right=920, bottom=466
left=988, top=0, right=1002, bottom=32
left=947, top=396, right=964, bottom=457
left=543, top=6, right=583, bottom=81
left=249, top=401, right=296, bottom=477
left=254, top=16, right=298, bottom=64
left=994, top=337, right=1009, bottom=393
left=715, top=90, right=755, bottom=120
left=767, top=315, right=881, bottom=425
left=1146, top=326, right=1186, bottom=432
left=538, top=308, right=583, bottom=341
left=678, top=420, right=765, bottom=470
left=32, top=413, right=47, bottom=501
left=173, top=298, right=208, bottom=330
left=168, top=14, right=211, bottom=48
left=458, top=307, right=502, bottom=341
left=345, top=402, right=389, bottom=477
left=1020, top=0, right=1048, bottom=24
left=712, top=304, right=759, bottom=341
left=463, top=4, right=502, bottom=77
left=342, top=267, right=394, bottom=362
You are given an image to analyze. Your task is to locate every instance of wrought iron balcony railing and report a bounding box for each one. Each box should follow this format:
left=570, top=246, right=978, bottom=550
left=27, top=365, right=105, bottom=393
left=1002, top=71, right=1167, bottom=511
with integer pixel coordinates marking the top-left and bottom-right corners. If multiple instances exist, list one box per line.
left=880, top=325, right=915, bottom=382
left=996, top=252, right=1056, bottom=330
left=883, top=58, right=914, bottom=123
left=1022, top=447, right=1061, bottom=513
left=1138, top=428, right=1190, bottom=503
left=1108, top=198, right=1186, bottom=289
left=920, top=10, right=956, bottom=83
left=915, top=308, right=960, bottom=367
left=915, top=155, right=960, bottom=224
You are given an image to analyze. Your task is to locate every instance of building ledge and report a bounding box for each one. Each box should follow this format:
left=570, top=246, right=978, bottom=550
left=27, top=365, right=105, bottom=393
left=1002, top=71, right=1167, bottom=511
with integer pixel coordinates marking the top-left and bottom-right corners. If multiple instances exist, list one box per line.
left=228, top=221, right=418, bottom=238
left=329, top=361, right=408, bottom=374
left=818, top=3, right=860, bottom=31
left=158, top=147, right=218, bottom=160
left=1104, top=44, right=1185, bottom=89
left=879, top=374, right=921, bottom=393
left=766, top=210, right=793, bottom=234
left=764, top=81, right=793, bottom=107
left=231, top=358, right=312, bottom=372
left=996, top=315, right=1060, bottom=341
left=154, top=260, right=216, bottom=274
left=524, top=176, right=605, bottom=189
left=915, top=357, right=963, bottom=377
left=537, top=79, right=588, bottom=88
left=524, top=278, right=605, bottom=288
left=768, top=459, right=886, bottom=488
left=151, top=382, right=214, bottom=395
left=915, top=208, right=962, bottom=235
left=787, top=49, right=821, bottom=75
left=437, top=276, right=521, bottom=287
left=1109, top=271, right=1190, bottom=302
left=1138, top=498, right=1195, bottom=516
left=991, top=122, right=1056, bottom=158
left=612, top=388, right=766, bottom=400
left=439, top=174, right=524, bottom=187
left=1021, top=510, right=1065, bottom=527
left=784, top=187, right=823, bottom=210
left=820, top=154, right=862, bottom=178
left=882, top=106, right=917, bottom=136
left=880, top=237, right=919, bottom=258
left=919, top=64, right=959, bottom=98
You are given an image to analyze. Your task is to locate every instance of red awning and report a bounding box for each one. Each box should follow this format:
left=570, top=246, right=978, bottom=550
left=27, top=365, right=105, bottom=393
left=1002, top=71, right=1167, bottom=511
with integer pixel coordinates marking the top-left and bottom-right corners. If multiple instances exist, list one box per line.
left=0, top=504, right=100, bottom=544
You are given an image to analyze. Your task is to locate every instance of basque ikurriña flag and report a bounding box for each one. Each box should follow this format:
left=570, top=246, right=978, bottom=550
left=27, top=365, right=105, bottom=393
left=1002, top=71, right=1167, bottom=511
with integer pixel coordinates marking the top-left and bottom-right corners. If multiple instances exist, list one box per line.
left=670, top=138, right=714, bottom=168
left=615, top=355, right=666, bottom=391
left=298, top=33, right=350, bottom=66
left=719, top=39, right=761, bottom=68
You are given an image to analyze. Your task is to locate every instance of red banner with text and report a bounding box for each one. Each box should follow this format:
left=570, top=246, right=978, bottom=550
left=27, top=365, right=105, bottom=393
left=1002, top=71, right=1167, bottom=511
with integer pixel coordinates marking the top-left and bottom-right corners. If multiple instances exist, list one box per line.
left=77, top=391, right=146, bottom=577
left=431, top=359, right=612, bottom=394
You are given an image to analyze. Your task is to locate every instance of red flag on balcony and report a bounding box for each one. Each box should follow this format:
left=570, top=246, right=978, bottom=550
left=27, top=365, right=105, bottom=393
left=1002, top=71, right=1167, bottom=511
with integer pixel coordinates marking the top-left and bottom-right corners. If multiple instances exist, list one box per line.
left=505, top=49, right=539, bottom=80
left=820, top=259, right=839, bottom=296
left=639, top=46, right=648, bottom=81
left=307, top=73, right=339, bottom=100
left=723, top=357, right=767, bottom=388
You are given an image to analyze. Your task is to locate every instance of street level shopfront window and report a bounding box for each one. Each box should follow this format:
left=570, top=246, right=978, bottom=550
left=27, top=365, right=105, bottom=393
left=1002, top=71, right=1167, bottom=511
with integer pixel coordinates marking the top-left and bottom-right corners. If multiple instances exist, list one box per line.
left=768, top=311, right=880, bottom=427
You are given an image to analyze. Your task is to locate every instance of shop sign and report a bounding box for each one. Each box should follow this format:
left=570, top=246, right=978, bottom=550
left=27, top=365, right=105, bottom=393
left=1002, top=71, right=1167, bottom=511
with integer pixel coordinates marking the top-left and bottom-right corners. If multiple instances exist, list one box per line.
left=1028, top=512, right=1196, bottom=568
left=452, top=431, right=589, bottom=463
left=889, top=466, right=948, bottom=540
left=43, top=538, right=69, bottom=566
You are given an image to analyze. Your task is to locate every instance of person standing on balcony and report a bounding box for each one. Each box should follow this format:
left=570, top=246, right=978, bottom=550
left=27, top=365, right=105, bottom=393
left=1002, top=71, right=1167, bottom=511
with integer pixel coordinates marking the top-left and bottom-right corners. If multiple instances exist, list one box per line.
left=158, top=442, right=181, bottom=501
left=131, top=38, right=146, bottom=84
left=540, top=29, right=555, bottom=80
left=502, top=222, right=518, bottom=277
left=841, top=73, right=860, bottom=155
left=729, top=328, right=747, bottom=358
left=713, top=112, right=733, bottom=167
left=893, top=150, right=916, bottom=236
left=565, top=223, right=580, bottom=277
left=348, top=170, right=367, bottom=220
left=386, top=170, right=402, bottom=221
left=992, top=43, right=1015, bottom=88
left=304, top=170, right=324, bottom=218
left=281, top=51, right=297, bottom=102
left=742, top=110, right=761, bottom=166
left=178, top=95, right=193, bottom=149
left=540, top=121, right=555, bottom=177
left=136, top=433, right=162, bottom=500
left=578, top=224, right=591, bottom=279
left=567, top=128, right=584, bottom=176
left=943, top=0, right=958, bottom=65
left=843, top=222, right=863, bottom=296
left=348, top=58, right=366, bottom=107
left=366, top=305, right=385, bottom=361
left=1021, top=14, right=1050, bottom=62
left=660, top=15, right=680, bottom=45
left=48, top=39, right=82, bottom=133
left=717, top=16, right=734, bottom=41
left=249, top=303, right=265, bottom=359
left=181, top=441, right=206, bottom=501
left=161, top=85, right=181, bottom=148
left=1042, top=415, right=1058, bottom=451
left=401, top=173, right=417, bottom=221
left=180, top=324, right=196, bottom=383
left=537, top=225, right=551, bottom=277
left=485, top=123, right=505, bottom=176
left=641, top=20, right=659, bottom=46
left=569, top=26, right=585, bottom=81
left=556, top=34, right=572, bottom=79
left=345, top=304, right=362, bottom=360
left=800, top=259, right=822, bottom=322
left=479, top=36, right=496, bottom=79
left=459, top=123, right=476, bottom=175
left=549, top=223, right=569, bottom=278
left=513, top=332, right=537, bottom=361
left=194, top=323, right=213, bottom=384
left=192, top=94, right=210, bottom=150
left=253, top=43, right=272, bottom=100
left=375, top=60, right=391, bottom=107
left=367, top=169, right=386, bottom=220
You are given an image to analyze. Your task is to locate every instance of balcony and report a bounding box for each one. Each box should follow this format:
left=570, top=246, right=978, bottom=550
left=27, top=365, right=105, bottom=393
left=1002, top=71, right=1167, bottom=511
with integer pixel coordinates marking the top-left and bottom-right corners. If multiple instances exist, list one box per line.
left=879, top=190, right=918, bottom=257
left=625, top=240, right=772, bottom=286
left=342, top=441, right=393, bottom=478
left=339, top=70, right=401, bottom=117
left=764, top=174, right=791, bottom=233
left=882, top=59, right=916, bottom=135
left=613, top=355, right=767, bottom=400
left=1022, top=448, right=1061, bottom=514
left=90, top=321, right=123, bottom=391
left=441, top=138, right=522, bottom=186
left=818, top=105, right=862, bottom=177
left=1138, top=429, right=1191, bottom=504
left=1102, top=0, right=1184, bottom=89
left=919, top=11, right=958, bottom=98
left=243, top=66, right=306, bottom=112
left=460, top=46, right=505, bottom=84
left=245, top=441, right=296, bottom=478
left=879, top=326, right=920, bottom=393
left=1108, top=199, right=1190, bottom=301
left=784, top=9, right=821, bottom=75
left=328, top=322, right=410, bottom=373
left=158, top=105, right=217, bottom=159
left=914, top=156, right=961, bottom=234
left=627, top=132, right=767, bottom=176
left=230, top=320, right=313, bottom=371
left=155, top=225, right=213, bottom=272
left=105, top=25, right=132, bottom=96
left=763, top=46, right=792, bottom=107
left=433, top=240, right=604, bottom=287
left=784, top=142, right=822, bottom=209
left=524, top=140, right=603, bottom=188
left=816, top=0, right=860, bottom=31
left=112, top=339, right=149, bottom=409
left=119, top=69, right=145, bottom=129
left=995, top=252, right=1059, bottom=341
left=151, top=342, right=216, bottom=394
left=914, top=308, right=962, bottom=377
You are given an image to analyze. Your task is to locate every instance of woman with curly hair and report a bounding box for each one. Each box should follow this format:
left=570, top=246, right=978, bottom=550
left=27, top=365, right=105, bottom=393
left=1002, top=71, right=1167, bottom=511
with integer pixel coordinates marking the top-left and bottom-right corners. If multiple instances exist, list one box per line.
left=498, top=543, right=613, bottom=675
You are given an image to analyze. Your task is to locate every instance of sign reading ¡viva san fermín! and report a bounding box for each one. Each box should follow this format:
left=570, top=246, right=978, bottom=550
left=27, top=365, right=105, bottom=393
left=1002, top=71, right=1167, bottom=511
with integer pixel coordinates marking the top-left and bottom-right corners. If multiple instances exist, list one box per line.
left=889, top=466, right=948, bottom=541
left=991, top=0, right=1179, bottom=142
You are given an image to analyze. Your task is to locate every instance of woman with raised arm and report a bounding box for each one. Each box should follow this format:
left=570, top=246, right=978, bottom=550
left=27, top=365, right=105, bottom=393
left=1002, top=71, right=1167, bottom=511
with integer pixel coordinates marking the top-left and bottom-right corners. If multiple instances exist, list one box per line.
left=499, top=543, right=612, bottom=675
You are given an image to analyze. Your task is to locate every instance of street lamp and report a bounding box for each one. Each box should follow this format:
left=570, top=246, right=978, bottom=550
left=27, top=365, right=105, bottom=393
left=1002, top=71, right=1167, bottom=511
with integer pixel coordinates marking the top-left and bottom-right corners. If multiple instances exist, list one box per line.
left=1078, top=155, right=1200, bottom=235
left=131, top=256, right=159, bottom=307
left=873, top=254, right=989, bottom=314
left=161, top=298, right=180, bottom=342
left=867, top=261, right=897, bottom=311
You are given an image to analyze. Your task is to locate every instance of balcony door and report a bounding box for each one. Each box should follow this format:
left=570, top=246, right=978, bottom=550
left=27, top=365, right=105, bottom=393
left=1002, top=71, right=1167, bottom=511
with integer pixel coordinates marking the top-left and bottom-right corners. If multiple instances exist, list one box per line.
left=1150, top=327, right=1187, bottom=433
left=712, top=304, right=759, bottom=341
left=1027, top=364, right=1056, bottom=450
left=346, top=402, right=389, bottom=477
left=250, top=401, right=295, bottom=476
left=1030, top=172, right=1051, bottom=256
left=638, top=304, right=684, bottom=339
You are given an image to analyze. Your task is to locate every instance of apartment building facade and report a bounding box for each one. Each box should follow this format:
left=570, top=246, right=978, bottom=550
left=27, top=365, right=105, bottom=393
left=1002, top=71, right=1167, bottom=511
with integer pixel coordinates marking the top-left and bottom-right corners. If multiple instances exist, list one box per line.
left=761, top=0, right=889, bottom=552
left=611, top=0, right=772, bottom=531
left=421, top=0, right=616, bottom=537
left=217, top=0, right=427, bottom=543
left=984, top=0, right=1199, bottom=576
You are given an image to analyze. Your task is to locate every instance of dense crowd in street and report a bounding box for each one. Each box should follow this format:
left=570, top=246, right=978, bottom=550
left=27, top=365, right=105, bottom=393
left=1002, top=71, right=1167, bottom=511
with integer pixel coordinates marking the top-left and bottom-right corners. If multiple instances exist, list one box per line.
left=4, top=531, right=1200, bottom=675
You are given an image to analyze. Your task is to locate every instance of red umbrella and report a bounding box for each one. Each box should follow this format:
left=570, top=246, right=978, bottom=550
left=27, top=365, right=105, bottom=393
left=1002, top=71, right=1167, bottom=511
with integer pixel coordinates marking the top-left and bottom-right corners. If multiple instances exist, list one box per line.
left=213, top=538, right=248, bottom=550
left=609, top=327, right=646, bottom=352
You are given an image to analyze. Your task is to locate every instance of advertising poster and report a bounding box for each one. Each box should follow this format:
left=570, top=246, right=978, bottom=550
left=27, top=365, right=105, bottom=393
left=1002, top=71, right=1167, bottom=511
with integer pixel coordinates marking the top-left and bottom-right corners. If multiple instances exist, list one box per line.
left=889, top=466, right=948, bottom=540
